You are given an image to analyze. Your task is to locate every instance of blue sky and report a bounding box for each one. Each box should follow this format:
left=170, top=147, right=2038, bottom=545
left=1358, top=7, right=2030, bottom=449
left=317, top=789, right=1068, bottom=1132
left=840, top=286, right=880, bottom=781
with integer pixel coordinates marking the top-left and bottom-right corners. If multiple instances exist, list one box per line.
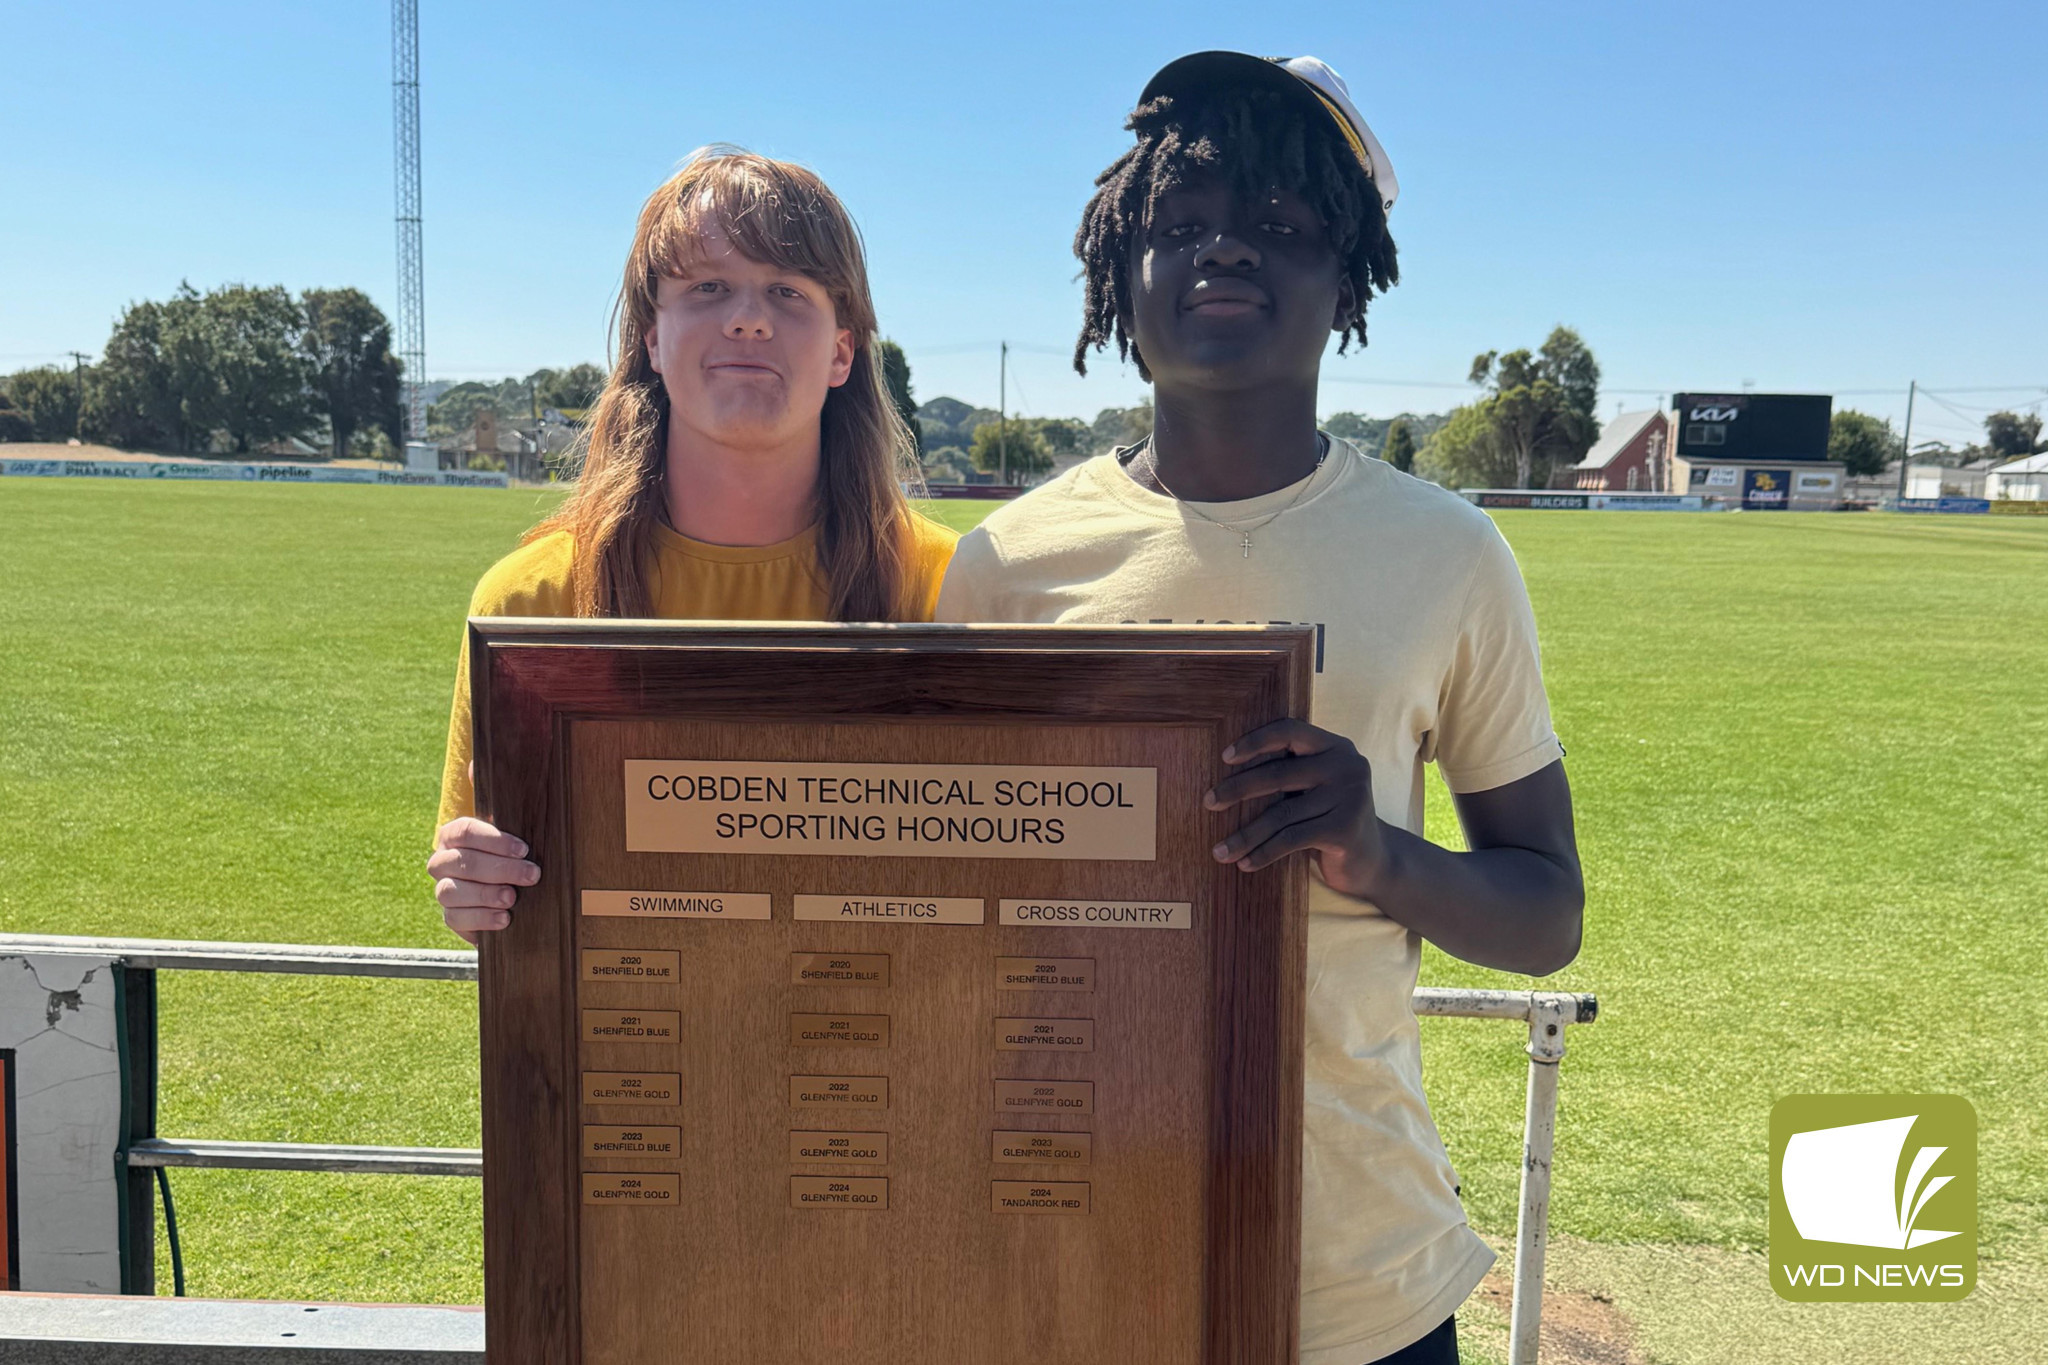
left=4, top=1, right=2043, bottom=447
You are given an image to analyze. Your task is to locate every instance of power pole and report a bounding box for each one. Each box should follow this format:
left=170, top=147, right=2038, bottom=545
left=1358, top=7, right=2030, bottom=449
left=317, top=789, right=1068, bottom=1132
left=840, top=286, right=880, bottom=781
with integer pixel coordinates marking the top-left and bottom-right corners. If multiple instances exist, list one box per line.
left=392, top=0, right=427, bottom=445
left=67, top=351, right=90, bottom=440
left=1897, top=380, right=1916, bottom=502
left=998, top=341, right=1009, bottom=484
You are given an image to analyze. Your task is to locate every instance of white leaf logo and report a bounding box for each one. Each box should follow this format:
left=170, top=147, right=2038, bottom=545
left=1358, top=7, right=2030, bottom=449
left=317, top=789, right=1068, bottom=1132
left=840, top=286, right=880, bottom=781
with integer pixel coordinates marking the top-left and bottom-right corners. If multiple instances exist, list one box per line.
left=1782, top=1115, right=1959, bottom=1250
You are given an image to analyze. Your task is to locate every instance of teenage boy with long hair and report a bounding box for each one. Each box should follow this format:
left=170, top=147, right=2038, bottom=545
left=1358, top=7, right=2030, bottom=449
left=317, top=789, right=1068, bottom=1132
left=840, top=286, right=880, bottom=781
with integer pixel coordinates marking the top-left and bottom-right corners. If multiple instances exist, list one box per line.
left=430, top=149, right=956, bottom=937
left=937, top=54, right=1584, bottom=1365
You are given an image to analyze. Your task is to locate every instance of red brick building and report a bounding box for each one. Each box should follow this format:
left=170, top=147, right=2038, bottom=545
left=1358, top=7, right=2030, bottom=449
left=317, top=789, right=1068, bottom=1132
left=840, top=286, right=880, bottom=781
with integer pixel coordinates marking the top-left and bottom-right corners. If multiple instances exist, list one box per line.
left=1557, top=410, right=1670, bottom=491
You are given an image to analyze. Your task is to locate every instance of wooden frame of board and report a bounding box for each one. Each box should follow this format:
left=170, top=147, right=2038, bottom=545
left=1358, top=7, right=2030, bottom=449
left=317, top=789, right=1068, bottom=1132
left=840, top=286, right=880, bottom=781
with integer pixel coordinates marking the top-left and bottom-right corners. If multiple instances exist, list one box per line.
left=471, top=622, right=1311, bottom=1365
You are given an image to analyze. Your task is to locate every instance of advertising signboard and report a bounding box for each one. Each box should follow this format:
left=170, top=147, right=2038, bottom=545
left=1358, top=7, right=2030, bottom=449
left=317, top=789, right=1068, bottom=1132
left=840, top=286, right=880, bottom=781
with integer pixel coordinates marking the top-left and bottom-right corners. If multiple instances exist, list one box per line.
left=1897, top=498, right=1991, bottom=514
left=1470, top=492, right=1590, bottom=509
left=1674, top=394, right=1832, bottom=462
left=1742, top=469, right=1791, bottom=510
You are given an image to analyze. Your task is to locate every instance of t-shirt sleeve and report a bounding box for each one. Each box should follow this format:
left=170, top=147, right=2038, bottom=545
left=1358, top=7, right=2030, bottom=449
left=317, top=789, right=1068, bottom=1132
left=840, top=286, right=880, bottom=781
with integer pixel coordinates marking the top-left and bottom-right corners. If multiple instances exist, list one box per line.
left=903, top=514, right=960, bottom=622
left=435, top=629, right=477, bottom=835
left=434, top=535, right=576, bottom=835
left=932, top=525, right=1002, bottom=623
left=1430, top=521, right=1564, bottom=794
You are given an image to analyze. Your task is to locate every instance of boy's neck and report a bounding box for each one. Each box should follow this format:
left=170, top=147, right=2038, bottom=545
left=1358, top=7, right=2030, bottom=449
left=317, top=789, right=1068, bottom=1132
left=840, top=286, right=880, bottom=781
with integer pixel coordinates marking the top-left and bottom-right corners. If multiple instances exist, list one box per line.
left=1146, top=379, right=1324, bottom=502
left=662, top=425, right=821, bottom=546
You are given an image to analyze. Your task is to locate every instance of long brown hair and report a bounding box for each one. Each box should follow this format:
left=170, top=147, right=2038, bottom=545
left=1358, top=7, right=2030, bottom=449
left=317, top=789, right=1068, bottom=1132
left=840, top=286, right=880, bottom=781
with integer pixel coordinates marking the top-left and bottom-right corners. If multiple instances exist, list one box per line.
left=530, top=148, right=920, bottom=620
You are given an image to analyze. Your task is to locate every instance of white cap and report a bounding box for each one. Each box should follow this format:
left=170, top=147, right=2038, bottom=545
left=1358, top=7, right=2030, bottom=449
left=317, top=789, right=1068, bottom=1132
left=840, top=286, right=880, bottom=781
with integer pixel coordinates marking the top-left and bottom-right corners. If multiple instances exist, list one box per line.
left=1139, top=51, right=1398, bottom=213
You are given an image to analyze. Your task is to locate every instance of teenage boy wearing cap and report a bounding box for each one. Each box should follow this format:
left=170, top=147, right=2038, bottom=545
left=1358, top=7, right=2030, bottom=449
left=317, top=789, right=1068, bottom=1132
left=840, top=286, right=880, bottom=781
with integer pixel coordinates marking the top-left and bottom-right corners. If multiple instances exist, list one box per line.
left=936, top=53, right=1584, bottom=1365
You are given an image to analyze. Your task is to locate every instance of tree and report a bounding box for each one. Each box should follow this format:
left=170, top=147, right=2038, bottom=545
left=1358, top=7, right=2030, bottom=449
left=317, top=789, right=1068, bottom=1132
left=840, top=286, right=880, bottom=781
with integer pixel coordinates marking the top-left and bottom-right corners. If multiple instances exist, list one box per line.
left=301, top=288, right=400, bottom=460
left=429, top=381, right=508, bottom=437
left=1383, top=419, right=1416, bottom=473
left=187, top=285, right=315, bottom=453
left=1032, top=417, right=1088, bottom=462
left=530, top=363, right=605, bottom=413
left=922, top=446, right=971, bottom=482
left=1984, top=410, right=2045, bottom=461
left=875, top=340, right=921, bottom=456
left=1466, top=326, right=1601, bottom=488
left=2, top=366, right=83, bottom=442
left=89, top=288, right=200, bottom=450
left=969, top=419, right=1051, bottom=481
left=1316, top=410, right=1447, bottom=461
left=0, top=392, right=30, bottom=442
left=1827, top=409, right=1903, bottom=478
left=1090, top=402, right=1152, bottom=455
left=915, top=396, right=1000, bottom=455
left=1323, top=411, right=1373, bottom=444
left=1414, top=402, right=1511, bottom=489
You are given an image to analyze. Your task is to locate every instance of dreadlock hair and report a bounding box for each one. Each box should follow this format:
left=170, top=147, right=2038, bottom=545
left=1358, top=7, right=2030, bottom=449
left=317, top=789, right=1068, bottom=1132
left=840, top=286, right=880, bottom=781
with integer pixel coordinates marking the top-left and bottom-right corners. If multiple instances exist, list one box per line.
left=1072, top=85, right=1399, bottom=379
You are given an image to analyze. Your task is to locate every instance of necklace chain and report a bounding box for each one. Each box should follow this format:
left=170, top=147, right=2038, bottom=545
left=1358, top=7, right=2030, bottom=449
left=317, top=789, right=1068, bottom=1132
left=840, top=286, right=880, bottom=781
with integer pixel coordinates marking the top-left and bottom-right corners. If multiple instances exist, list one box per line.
left=1137, top=436, right=1330, bottom=557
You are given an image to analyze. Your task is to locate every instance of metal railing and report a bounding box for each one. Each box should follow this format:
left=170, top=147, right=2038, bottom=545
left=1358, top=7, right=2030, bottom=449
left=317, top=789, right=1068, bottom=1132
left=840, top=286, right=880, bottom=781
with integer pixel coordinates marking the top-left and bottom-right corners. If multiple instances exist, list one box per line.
left=1, top=932, right=1596, bottom=1365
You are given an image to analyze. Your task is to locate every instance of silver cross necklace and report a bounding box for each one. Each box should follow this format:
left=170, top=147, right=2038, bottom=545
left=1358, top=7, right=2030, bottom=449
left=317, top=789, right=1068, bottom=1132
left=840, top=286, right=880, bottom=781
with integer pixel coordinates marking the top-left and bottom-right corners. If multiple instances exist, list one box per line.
left=1134, top=435, right=1330, bottom=558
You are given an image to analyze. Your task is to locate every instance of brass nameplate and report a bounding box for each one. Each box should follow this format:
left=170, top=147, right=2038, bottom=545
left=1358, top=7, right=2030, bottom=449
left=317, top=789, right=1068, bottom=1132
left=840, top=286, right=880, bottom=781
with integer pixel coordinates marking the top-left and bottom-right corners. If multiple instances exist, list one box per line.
left=998, top=899, right=1192, bottom=930
left=583, top=1124, right=680, bottom=1158
left=990, top=1181, right=1090, bottom=1214
left=788, top=1130, right=889, bottom=1164
left=791, top=952, right=891, bottom=986
left=790, top=1176, right=889, bottom=1210
left=581, top=889, right=771, bottom=920
left=793, top=896, right=983, bottom=925
left=992, top=1131, right=1091, bottom=1164
left=582, top=1172, right=679, bottom=1206
left=624, top=760, right=1157, bottom=861
left=791, top=1013, right=890, bottom=1047
left=994, top=957, right=1095, bottom=991
left=581, top=949, right=680, bottom=983
left=994, top=1080, right=1094, bottom=1115
left=584, top=1071, right=680, bottom=1105
left=583, top=1009, right=679, bottom=1043
left=994, top=1018, right=1094, bottom=1052
left=789, top=1075, right=889, bottom=1108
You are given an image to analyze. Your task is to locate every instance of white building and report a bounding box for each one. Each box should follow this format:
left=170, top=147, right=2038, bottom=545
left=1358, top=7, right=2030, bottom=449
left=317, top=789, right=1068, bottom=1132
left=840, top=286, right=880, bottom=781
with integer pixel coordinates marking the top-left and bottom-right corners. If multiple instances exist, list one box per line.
left=1986, top=452, right=2048, bottom=501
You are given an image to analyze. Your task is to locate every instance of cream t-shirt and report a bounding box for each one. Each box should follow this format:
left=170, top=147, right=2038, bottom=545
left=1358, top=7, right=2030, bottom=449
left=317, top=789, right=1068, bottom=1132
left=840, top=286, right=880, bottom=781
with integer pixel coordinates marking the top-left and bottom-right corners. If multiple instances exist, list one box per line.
left=935, top=440, right=1563, bottom=1364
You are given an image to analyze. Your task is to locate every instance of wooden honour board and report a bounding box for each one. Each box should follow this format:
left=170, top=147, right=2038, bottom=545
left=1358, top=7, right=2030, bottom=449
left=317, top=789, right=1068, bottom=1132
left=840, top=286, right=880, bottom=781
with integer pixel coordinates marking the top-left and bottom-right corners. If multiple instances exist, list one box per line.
left=472, top=623, right=1312, bottom=1365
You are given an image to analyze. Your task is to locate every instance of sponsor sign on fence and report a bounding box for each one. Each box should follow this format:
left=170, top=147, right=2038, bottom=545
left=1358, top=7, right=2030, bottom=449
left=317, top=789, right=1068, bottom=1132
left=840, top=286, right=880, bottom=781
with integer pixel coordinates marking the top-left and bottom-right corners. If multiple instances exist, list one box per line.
left=1461, top=490, right=1706, bottom=512
left=1742, top=468, right=1791, bottom=510
left=1895, top=498, right=1991, bottom=515
left=1589, top=494, right=1704, bottom=511
left=1467, top=491, right=1591, bottom=510
left=0, top=458, right=508, bottom=488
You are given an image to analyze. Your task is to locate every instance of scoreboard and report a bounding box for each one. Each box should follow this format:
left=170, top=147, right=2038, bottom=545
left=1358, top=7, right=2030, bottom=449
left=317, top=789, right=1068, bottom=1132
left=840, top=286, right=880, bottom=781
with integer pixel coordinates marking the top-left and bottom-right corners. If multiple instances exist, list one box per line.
left=1673, top=394, right=1832, bottom=462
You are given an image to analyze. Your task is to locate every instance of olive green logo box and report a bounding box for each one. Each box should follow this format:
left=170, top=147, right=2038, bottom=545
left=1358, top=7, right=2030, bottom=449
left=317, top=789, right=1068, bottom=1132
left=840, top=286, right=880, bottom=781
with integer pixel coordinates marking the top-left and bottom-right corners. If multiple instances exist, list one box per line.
left=1769, top=1094, right=1975, bottom=1302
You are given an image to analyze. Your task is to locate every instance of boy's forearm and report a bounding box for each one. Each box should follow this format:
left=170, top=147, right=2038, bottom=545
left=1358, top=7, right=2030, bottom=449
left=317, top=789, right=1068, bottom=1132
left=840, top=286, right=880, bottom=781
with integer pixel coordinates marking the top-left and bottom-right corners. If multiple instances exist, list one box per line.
left=1352, top=822, right=1584, bottom=976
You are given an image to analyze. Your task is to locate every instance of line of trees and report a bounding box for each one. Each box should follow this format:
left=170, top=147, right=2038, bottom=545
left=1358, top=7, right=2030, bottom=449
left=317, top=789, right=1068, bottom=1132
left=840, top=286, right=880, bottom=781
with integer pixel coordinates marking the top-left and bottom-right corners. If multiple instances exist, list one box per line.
left=0, top=283, right=404, bottom=458
left=427, top=366, right=606, bottom=439
left=1324, top=410, right=1443, bottom=467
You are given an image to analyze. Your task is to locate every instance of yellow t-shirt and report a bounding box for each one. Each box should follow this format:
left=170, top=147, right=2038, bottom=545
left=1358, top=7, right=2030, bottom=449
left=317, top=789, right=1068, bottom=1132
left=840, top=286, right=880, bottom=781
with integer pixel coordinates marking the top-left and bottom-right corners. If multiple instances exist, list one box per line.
left=437, top=514, right=957, bottom=828
left=934, top=441, right=1563, bottom=1364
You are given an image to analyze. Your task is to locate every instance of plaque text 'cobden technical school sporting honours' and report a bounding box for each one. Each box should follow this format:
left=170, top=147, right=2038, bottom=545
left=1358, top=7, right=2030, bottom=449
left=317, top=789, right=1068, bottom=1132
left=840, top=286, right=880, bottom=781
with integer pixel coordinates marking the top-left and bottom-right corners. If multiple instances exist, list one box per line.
left=622, top=761, right=1158, bottom=861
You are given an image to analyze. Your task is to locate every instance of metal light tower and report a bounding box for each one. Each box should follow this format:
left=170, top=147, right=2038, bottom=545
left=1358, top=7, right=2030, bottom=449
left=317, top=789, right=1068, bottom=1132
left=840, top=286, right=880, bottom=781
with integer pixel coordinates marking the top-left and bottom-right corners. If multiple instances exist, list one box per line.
left=392, top=0, right=427, bottom=443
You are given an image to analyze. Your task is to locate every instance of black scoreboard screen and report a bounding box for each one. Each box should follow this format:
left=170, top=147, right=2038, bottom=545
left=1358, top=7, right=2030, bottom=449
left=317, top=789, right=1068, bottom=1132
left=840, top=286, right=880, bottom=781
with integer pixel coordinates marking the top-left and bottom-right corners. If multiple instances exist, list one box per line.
left=1673, top=393, right=1831, bottom=462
